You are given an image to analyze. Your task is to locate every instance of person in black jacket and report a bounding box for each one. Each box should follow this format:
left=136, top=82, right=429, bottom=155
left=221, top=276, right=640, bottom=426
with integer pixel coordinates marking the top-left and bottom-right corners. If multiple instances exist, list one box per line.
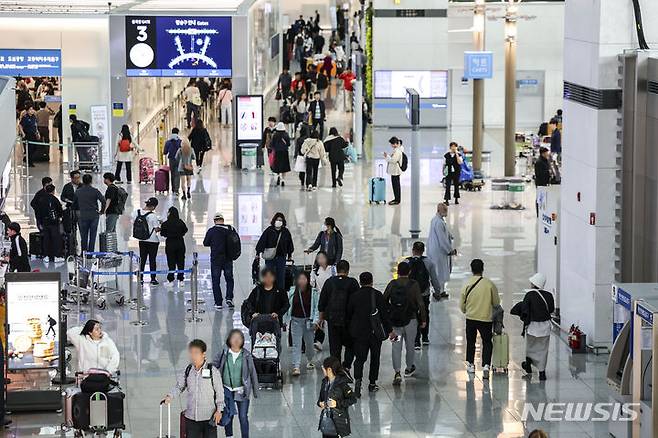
left=308, top=92, right=326, bottom=138
left=317, top=356, right=356, bottom=438
left=69, top=115, right=90, bottom=143
left=324, top=128, right=348, bottom=188
left=270, top=123, right=292, bottom=186
left=160, top=207, right=188, bottom=287
left=443, top=142, right=463, bottom=205
left=5, top=222, right=30, bottom=272
left=203, top=212, right=236, bottom=309
left=30, top=176, right=52, bottom=230
left=347, top=272, right=395, bottom=397
left=255, top=212, right=294, bottom=291
left=510, top=273, right=555, bottom=381
left=317, top=260, right=359, bottom=370
left=244, top=268, right=290, bottom=326
left=305, top=217, right=343, bottom=265
left=188, top=118, right=211, bottom=171
left=534, top=147, right=551, bottom=187
left=37, top=184, right=63, bottom=262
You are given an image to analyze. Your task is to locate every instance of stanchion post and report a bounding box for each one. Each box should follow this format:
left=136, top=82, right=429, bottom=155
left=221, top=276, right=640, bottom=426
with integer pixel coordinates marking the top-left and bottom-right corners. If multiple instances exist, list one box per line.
left=131, top=270, right=149, bottom=327
left=187, top=252, right=202, bottom=322
left=52, top=313, right=75, bottom=385
left=89, top=269, right=95, bottom=322
left=128, top=251, right=136, bottom=303
left=24, top=140, right=30, bottom=180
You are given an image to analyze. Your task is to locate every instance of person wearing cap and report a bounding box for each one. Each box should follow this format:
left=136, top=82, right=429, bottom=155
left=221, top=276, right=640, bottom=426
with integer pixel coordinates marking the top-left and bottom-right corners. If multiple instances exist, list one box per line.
left=203, top=212, right=237, bottom=309
left=511, top=273, right=555, bottom=381
left=383, top=136, right=404, bottom=205
left=132, top=197, right=161, bottom=285
left=269, top=122, right=291, bottom=186
left=5, top=222, right=30, bottom=272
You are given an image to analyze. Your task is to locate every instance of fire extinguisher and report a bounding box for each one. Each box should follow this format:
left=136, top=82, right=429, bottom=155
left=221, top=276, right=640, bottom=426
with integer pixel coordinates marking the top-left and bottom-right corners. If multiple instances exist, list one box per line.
left=568, top=325, right=583, bottom=351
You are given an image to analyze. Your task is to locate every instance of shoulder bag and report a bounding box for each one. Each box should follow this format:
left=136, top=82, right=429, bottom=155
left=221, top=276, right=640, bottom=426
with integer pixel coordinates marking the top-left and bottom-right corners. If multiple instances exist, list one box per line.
left=463, top=277, right=484, bottom=303
left=370, top=290, right=388, bottom=342
left=262, top=230, right=282, bottom=261
left=318, top=382, right=337, bottom=436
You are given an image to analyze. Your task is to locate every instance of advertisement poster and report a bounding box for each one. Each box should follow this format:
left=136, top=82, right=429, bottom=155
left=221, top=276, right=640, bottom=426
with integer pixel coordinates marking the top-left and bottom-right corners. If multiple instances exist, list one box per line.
left=375, top=70, right=448, bottom=99
left=6, top=277, right=60, bottom=369
left=236, top=96, right=263, bottom=141
left=126, top=16, right=232, bottom=77
left=90, top=105, right=111, bottom=168
left=238, top=194, right=263, bottom=237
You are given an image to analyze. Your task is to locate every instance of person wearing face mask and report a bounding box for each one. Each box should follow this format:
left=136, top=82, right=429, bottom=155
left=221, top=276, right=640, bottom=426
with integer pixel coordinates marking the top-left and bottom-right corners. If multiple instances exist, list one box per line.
left=383, top=136, right=403, bottom=205
left=443, top=142, right=463, bottom=205
left=427, top=203, right=455, bottom=301
left=67, top=319, right=120, bottom=373
left=255, top=213, right=295, bottom=291
left=304, top=217, right=343, bottom=265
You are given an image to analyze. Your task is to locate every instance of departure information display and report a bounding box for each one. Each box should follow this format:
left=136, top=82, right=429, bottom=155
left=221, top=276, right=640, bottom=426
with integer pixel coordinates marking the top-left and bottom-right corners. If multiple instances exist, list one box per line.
left=374, top=70, right=448, bottom=99
left=126, top=16, right=232, bottom=77
left=0, top=49, right=61, bottom=76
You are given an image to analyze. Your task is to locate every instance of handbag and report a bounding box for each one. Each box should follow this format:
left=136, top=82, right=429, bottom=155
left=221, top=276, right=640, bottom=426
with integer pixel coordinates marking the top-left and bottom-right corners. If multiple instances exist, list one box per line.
left=275, top=89, right=282, bottom=100
left=369, top=290, right=388, bottom=342
left=268, top=149, right=275, bottom=167
left=263, top=231, right=282, bottom=261
left=183, top=163, right=193, bottom=172
left=318, top=382, right=337, bottom=436
left=294, top=155, right=306, bottom=172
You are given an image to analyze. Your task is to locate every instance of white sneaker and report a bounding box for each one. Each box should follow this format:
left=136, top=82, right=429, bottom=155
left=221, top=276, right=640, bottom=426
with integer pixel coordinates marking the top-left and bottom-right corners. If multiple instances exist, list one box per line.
left=177, top=280, right=185, bottom=288
left=313, top=341, right=323, bottom=352
left=482, top=365, right=490, bottom=379
left=165, top=281, right=174, bottom=289
left=306, top=362, right=316, bottom=369
left=214, top=305, right=223, bottom=311
left=466, top=363, right=475, bottom=374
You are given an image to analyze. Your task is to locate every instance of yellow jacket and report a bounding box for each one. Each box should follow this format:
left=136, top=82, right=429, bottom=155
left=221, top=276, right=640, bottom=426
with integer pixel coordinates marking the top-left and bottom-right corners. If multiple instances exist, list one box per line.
left=459, top=275, right=500, bottom=322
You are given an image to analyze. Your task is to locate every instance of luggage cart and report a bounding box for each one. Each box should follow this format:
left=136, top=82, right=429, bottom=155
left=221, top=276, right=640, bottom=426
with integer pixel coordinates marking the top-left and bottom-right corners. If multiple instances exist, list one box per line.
left=74, top=141, right=101, bottom=172
left=90, top=254, right=127, bottom=309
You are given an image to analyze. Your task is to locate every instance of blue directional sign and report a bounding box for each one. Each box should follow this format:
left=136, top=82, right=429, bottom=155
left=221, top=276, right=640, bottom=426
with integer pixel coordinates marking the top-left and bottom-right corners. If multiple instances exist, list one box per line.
left=0, top=49, right=62, bottom=76
left=464, top=51, right=493, bottom=79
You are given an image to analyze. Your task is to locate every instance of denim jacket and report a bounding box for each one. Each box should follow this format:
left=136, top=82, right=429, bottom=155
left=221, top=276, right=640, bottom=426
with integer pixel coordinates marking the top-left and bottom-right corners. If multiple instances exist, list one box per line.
left=285, top=285, right=320, bottom=325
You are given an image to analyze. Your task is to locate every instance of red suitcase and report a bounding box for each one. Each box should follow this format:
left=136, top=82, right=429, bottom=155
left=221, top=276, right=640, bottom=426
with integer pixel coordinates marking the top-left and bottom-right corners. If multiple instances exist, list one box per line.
left=139, top=157, right=155, bottom=184
left=155, top=168, right=169, bottom=193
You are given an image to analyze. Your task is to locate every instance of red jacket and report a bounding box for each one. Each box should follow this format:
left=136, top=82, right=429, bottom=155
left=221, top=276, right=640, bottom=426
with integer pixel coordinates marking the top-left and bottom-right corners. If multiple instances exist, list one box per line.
left=339, top=71, right=356, bottom=92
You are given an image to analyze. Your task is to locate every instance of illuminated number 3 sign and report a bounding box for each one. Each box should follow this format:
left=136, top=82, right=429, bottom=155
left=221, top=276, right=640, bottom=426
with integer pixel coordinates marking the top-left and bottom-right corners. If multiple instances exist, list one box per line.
left=136, top=25, right=148, bottom=42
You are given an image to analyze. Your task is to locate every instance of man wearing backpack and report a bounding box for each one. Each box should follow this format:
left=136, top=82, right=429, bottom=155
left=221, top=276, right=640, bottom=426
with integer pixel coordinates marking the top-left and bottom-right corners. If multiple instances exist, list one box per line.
left=102, top=173, right=127, bottom=233
left=406, top=241, right=442, bottom=349
left=203, top=213, right=240, bottom=310
left=317, top=259, right=360, bottom=370
left=383, top=262, right=426, bottom=385
left=459, top=259, right=500, bottom=379
left=132, top=197, right=161, bottom=285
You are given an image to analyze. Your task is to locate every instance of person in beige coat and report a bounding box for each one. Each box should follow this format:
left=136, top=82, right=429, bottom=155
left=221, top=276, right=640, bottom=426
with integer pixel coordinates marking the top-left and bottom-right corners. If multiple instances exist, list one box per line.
left=384, top=136, right=404, bottom=205
left=301, top=130, right=326, bottom=191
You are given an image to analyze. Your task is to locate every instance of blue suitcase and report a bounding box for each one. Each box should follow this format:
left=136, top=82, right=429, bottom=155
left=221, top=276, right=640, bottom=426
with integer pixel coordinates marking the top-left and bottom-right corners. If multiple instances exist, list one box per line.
left=369, top=165, right=386, bottom=204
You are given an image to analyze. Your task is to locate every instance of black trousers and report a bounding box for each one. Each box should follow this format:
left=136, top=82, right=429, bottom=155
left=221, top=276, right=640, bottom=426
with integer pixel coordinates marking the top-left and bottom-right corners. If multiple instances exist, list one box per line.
left=465, top=319, right=493, bottom=366
left=115, top=161, right=132, bottom=182
left=328, top=322, right=354, bottom=369
left=391, top=175, right=401, bottom=202
left=305, top=157, right=320, bottom=187
left=353, top=335, right=382, bottom=384
left=415, top=295, right=430, bottom=343
left=42, top=223, right=62, bottom=261
left=184, top=417, right=216, bottom=438
left=139, top=241, right=159, bottom=281
left=444, top=173, right=460, bottom=201
left=311, top=118, right=325, bottom=138
left=165, top=239, right=186, bottom=281
left=195, top=148, right=206, bottom=166
left=330, top=161, right=344, bottom=186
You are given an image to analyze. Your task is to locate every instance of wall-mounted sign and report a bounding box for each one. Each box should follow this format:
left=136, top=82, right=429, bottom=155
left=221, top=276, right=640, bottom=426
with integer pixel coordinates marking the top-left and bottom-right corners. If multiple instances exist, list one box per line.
left=236, top=95, right=263, bottom=141
left=125, top=16, right=233, bottom=77
left=68, top=104, right=77, bottom=116
left=112, top=102, right=125, bottom=117
left=0, top=49, right=61, bottom=77
left=464, top=51, right=493, bottom=79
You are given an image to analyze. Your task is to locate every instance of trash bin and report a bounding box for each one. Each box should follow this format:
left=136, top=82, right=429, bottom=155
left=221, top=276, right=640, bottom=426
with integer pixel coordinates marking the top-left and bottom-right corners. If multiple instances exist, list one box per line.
left=490, top=178, right=508, bottom=209
left=240, top=143, right=258, bottom=171
left=507, top=178, right=526, bottom=210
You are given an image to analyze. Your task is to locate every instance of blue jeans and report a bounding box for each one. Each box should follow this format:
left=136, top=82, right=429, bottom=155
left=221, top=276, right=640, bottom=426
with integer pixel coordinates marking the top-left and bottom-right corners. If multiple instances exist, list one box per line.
left=265, top=256, right=286, bottom=291
left=290, top=317, right=315, bottom=368
left=211, top=259, right=234, bottom=306
left=79, top=216, right=99, bottom=253
left=224, top=398, right=250, bottom=438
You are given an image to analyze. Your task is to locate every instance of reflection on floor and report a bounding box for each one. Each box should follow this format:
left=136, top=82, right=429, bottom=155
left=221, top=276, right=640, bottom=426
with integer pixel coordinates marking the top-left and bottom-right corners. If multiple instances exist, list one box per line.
left=3, top=83, right=608, bottom=438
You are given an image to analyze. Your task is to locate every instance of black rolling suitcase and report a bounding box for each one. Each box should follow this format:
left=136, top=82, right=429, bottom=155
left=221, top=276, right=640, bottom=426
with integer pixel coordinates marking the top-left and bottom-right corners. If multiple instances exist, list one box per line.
left=72, top=390, right=125, bottom=432
left=32, top=143, right=50, bottom=162
left=29, top=232, right=43, bottom=257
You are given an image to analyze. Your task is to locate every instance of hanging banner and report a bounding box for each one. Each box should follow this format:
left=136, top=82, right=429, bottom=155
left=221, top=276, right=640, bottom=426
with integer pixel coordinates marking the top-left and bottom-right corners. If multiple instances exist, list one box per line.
left=90, top=105, right=111, bottom=168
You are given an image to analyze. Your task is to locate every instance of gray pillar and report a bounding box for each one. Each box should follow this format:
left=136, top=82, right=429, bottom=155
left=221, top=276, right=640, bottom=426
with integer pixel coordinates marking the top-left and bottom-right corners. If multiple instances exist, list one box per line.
left=410, top=125, right=421, bottom=238
left=504, top=23, right=517, bottom=177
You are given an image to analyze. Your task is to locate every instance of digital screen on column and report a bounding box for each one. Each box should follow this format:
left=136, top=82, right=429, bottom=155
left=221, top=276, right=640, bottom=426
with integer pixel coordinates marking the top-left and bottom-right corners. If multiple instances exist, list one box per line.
left=374, top=70, right=448, bottom=98
left=126, top=16, right=232, bottom=77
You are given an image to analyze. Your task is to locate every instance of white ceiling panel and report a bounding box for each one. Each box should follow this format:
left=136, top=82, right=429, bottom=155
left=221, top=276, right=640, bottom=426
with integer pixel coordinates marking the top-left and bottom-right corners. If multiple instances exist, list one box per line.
left=0, top=0, right=244, bottom=14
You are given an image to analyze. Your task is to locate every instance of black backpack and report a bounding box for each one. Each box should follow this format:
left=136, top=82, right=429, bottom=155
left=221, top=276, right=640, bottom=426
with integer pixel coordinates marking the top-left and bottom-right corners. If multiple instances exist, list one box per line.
left=407, top=257, right=430, bottom=293
left=400, top=152, right=408, bottom=172
left=132, top=210, right=153, bottom=240
left=225, top=225, right=242, bottom=261
left=325, top=278, right=350, bottom=326
left=115, top=186, right=128, bottom=214
left=388, top=281, right=410, bottom=326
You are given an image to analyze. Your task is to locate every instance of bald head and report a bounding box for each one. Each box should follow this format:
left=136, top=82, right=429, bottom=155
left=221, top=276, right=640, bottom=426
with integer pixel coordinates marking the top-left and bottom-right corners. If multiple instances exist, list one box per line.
left=437, top=203, right=448, bottom=217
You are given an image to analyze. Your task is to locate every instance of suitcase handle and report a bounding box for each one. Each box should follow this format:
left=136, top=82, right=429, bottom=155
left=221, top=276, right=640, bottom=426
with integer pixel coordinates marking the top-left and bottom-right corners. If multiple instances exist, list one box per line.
left=377, top=163, right=384, bottom=178
left=159, top=402, right=171, bottom=438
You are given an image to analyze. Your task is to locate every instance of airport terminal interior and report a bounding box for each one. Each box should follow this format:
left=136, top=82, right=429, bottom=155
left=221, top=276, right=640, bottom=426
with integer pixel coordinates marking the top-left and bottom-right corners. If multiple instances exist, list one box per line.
left=1, top=0, right=658, bottom=437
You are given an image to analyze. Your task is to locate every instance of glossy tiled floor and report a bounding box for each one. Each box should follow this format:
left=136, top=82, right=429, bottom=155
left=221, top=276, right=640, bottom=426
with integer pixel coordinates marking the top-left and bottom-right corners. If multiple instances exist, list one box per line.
left=3, top=82, right=610, bottom=438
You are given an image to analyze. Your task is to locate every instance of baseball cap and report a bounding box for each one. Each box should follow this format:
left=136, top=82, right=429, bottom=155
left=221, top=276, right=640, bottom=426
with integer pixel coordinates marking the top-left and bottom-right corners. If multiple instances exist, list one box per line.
left=213, top=212, right=224, bottom=220
left=145, top=197, right=159, bottom=207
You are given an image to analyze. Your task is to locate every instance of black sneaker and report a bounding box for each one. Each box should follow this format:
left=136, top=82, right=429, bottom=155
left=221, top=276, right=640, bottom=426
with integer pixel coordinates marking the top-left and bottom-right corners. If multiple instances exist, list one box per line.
left=150, top=279, right=159, bottom=285
left=414, top=341, right=421, bottom=351
left=539, top=371, right=547, bottom=381
left=226, top=300, right=234, bottom=308
left=404, top=365, right=416, bottom=377
left=422, top=337, right=430, bottom=346
left=354, top=379, right=362, bottom=398
left=368, top=383, right=379, bottom=393
left=393, top=372, right=402, bottom=386
left=521, top=359, right=533, bottom=374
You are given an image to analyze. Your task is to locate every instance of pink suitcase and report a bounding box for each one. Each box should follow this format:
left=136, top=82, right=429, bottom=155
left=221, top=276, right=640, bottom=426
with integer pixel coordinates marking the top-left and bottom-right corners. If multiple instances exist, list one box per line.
left=155, top=168, right=169, bottom=193
left=139, top=157, right=155, bottom=184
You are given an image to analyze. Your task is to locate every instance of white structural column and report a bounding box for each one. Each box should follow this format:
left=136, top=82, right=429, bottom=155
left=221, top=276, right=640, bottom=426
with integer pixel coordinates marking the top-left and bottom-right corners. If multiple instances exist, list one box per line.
left=559, top=1, right=639, bottom=346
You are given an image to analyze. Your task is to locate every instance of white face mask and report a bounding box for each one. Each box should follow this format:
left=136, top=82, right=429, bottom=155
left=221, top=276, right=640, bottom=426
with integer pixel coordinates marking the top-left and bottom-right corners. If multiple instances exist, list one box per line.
left=274, top=220, right=283, bottom=229
left=321, top=224, right=328, bottom=232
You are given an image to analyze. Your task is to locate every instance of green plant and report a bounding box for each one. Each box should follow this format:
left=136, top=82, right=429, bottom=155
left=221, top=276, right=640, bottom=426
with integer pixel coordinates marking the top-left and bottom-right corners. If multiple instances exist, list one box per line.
left=365, top=4, right=373, bottom=104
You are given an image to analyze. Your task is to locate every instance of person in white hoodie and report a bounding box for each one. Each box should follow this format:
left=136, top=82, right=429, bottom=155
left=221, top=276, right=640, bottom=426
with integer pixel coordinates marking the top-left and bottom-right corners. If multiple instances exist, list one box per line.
left=67, top=319, right=120, bottom=373
left=301, top=130, right=326, bottom=191
left=383, top=136, right=404, bottom=205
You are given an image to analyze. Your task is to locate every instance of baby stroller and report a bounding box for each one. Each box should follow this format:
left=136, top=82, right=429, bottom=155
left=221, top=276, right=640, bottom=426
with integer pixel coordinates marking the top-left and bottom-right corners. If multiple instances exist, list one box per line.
left=459, top=159, right=485, bottom=192
left=249, top=315, right=284, bottom=389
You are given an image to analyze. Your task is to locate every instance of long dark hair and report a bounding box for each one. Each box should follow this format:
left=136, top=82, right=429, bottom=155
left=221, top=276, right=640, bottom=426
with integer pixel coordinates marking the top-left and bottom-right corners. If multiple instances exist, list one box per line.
left=120, top=125, right=132, bottom=142
left=80, top=319, right=100, bottom=337
left=295, top=270, right=311, bottom=292
left=225, top=329, right=245, bottom=350
left=167, top=206, right=180, bottom=220
left=324, top=217, right=342, bottom=236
